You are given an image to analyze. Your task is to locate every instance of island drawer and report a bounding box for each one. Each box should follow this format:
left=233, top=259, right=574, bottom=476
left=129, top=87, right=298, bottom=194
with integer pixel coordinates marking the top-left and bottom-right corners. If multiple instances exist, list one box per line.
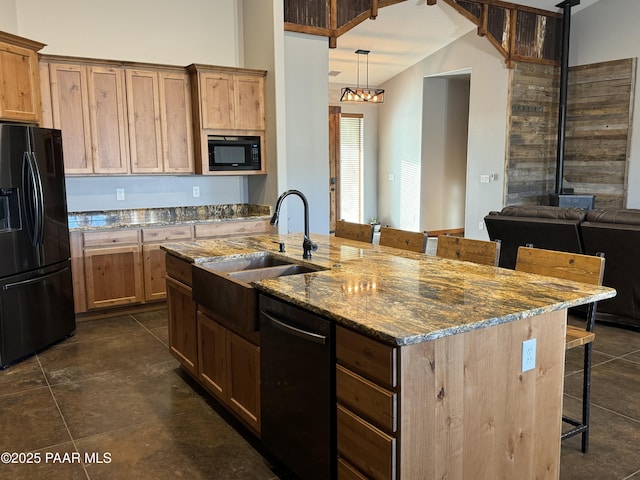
left=338, top=457, right=369, bottom=480
left=337, top=404, right=396, bottom=480
left=166, top=254, right=192, bottom=286
left=336, top=326, right=397, bottom=388
left=336, top=364, right=397, bottom=434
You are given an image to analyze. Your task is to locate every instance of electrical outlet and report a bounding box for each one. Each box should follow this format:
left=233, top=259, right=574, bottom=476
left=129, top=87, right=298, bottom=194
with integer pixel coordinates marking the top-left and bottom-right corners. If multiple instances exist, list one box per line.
left=522, top=338, right=536, bottom=372
left=480, top=174, right=490, bottom=183
left=116, top=188, right=125, bottom=201
left=388, top=173, right=395, bottom=181
left=479, top=221, right=484, bottom=230
left=192, top=186, right=200, bottom=198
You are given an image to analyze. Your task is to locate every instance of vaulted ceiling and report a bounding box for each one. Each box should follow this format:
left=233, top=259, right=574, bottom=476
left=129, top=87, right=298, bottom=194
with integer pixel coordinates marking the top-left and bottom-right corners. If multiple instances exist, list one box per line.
left=320, top=0, right=600, bottom=86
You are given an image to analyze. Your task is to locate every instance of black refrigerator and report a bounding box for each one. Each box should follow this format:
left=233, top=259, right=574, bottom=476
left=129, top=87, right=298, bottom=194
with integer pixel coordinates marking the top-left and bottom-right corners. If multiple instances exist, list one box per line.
left=0, top=123, right=75, bottom=369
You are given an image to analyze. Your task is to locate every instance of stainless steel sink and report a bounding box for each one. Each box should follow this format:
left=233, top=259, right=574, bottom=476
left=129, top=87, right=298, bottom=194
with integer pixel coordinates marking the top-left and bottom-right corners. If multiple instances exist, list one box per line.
left=192, top=252, right=324, bottom=332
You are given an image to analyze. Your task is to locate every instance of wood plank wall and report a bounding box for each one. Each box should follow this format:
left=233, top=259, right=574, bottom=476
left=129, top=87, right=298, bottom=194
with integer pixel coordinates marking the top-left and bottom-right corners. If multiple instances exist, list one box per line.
left=506, top=58, right=636, bottom=208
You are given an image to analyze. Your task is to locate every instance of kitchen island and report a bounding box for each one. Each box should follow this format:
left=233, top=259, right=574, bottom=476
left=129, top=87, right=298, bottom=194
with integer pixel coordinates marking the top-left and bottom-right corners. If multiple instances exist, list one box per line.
left=162, top=233, right=615, bottom=480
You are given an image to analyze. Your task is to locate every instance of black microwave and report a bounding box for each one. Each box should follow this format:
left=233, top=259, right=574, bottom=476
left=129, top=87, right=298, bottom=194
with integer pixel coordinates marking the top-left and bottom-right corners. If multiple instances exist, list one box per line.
left=207, top=135, right=261, bottom=171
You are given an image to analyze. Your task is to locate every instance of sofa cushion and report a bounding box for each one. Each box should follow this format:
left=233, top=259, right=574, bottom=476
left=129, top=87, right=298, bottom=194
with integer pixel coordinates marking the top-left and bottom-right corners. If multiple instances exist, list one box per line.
left=586, top=208, right=640, bottom=225
left=499, top=205, right=587, bottom=221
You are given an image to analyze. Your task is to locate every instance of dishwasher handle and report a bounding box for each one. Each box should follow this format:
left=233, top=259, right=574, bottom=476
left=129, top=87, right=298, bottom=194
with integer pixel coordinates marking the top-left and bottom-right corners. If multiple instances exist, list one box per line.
left=261, top=310, right=327, bottom=345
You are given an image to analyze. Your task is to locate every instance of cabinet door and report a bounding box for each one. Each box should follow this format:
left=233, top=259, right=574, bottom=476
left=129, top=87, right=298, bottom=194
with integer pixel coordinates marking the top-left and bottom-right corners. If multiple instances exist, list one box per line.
left=142, top=243, right=167, bottom=302
left=84, top=245, right=143, bottom=309
left=126, top=69, right=163, bottom=173
left=159, top=72, right=194, bottom=173
left=234, top=75, right=265, bottom=131
left=167, top=276, right=197, bottom=376
left=199, top=72, right=234, bottom=129
left=87, top=66, right=129, bottom=174
left=0, top=42, right=41, bottom=123
left=197, top=311, right=227, bottom=400
left=227, top=330, right=260, bottom=432
left=49, top=63, right=93, bottom=174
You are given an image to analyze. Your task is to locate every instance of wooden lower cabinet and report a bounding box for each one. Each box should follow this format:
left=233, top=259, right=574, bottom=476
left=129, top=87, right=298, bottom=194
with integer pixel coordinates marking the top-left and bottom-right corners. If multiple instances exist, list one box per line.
left=84, top=244, right=144, bottom=309
left=197, top=308, right=260, bottom=433
left=142, top=244, right=167, bottom=302
left=166, top=275, right=197, bottom=377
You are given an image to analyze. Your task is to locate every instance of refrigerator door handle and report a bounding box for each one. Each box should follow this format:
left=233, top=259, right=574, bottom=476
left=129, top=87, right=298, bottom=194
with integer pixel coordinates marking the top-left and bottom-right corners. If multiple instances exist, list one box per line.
left=29, top=152, right=45, bottom=245
left=3, top=265, right=71, bottom=291
left=21, top=151, right=38, bottom=245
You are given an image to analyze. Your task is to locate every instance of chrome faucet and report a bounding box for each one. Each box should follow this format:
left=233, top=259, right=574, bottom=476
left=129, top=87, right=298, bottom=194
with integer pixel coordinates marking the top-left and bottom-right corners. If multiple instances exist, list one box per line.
left=270, top=189, right=318, bottom=259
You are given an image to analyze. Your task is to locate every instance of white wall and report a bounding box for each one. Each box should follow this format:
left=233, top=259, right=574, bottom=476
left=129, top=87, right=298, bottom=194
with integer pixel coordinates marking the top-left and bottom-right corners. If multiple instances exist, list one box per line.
left=421, top=76, right=469, bottom=232
left=14, top=0, right=242, bottom=67
left=0, top=0, right=16, bottom=31
left=378, top=31, right=508, bottom=239
left=1, top=0, right=253, bottom=212
left=280, top=32, right=330, bottom=236
left=570, top=0, right=640, bottom=208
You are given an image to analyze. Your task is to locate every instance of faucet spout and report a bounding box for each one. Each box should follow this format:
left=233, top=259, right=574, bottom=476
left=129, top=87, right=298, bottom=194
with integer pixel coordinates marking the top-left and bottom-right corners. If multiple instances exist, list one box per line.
left=271, top=189, right=318, bottom=259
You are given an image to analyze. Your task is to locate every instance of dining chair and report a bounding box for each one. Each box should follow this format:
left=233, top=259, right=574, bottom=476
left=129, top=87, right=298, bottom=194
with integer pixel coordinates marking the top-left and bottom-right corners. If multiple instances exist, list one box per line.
left=379, top=227, right=428, bottom=253
left=515, top=246, right=605, bottom=453
left=436, top=235, right=501, bottom=266
left=334, top=220, right=374, bottom=243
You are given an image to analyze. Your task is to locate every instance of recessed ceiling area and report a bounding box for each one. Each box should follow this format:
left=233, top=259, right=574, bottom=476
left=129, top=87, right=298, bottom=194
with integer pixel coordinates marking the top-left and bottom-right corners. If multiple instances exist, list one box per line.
left=328, top=0, right=601, bottom=87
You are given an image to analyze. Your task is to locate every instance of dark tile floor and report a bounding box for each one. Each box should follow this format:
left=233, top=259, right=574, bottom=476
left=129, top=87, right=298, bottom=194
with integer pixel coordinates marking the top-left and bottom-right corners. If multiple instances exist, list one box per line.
left=0, top=308, right=638, bottom=479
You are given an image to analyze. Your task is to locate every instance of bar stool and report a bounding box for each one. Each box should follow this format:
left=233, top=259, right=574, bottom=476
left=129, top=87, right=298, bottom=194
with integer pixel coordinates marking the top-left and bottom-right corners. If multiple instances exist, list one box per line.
left=436, top=235, right=501, bottom=266
left=334, top=220, right=374, bottom=243
left=379, top=227, right=428, bottom=253
left=515, top=246, right=605, bottom=453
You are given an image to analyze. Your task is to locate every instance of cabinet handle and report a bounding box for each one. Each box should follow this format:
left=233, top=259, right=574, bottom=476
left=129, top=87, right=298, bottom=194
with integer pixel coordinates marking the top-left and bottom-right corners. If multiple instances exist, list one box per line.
left=261, top=310, right=327, bottom=345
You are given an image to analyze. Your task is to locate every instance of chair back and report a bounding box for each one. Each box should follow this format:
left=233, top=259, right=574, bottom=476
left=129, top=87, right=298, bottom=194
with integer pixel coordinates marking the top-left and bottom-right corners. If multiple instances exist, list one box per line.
left=379, top=227, right=428, bottom=253
left=334, top=220, right=374, bottom=243
left=515, top=246, right=605, bottom=286
left=436, top=235, right=501, bottom=266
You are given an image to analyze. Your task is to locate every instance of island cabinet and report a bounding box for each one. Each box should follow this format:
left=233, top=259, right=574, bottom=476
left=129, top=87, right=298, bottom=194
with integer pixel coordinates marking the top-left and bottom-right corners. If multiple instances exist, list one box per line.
left=336, top=326, right=398, bottom=480
left=0, top=32, right=44, bottom=124
left=335, top=309, right=567, bottom=480
left=166, top=253, right=198, bottom=377
left=197, top=307, right=260, bottom=433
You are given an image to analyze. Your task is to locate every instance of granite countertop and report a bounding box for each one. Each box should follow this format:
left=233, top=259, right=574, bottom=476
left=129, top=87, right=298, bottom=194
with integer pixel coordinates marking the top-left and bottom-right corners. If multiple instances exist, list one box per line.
left=67, top=204, right=271, bottom=231
left=161, top=233, right=616, bottom=346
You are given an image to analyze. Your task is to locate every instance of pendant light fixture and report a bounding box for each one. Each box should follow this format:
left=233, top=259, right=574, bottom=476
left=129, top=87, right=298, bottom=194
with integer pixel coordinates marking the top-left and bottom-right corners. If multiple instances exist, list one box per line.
left=340, top=49, right=385, bottom=104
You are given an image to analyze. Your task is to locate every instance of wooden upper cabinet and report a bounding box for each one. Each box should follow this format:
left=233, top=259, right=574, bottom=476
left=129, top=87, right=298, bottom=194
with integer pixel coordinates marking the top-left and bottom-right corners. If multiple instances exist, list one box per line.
left=190, top=65, right=266, bottom=132
left=158, top=71, right=194, bottom=173
left=48, top=63, right=93, bottom=174
left=127, top=68, right=194, bottom=174
left=88, top=66, right=129, bottom=174
left=0, top=32, right=45, bottom=124
left=234, top=75, right=265, bottom=131
left=200, top=72, right=235, bottom=129
left=126, top=69, right=163, bottom=173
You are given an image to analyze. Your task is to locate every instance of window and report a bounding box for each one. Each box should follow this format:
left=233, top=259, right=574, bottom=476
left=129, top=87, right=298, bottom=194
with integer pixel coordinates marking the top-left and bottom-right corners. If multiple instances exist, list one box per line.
left=339, top=114, right=363, bottom=223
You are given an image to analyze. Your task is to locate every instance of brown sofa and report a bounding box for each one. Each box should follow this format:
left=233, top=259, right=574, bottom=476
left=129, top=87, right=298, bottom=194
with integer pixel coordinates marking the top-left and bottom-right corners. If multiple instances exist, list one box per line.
left=484, top=205, right=640, bottom=330
left=580, top=209, right=640, bottom=329
left=483, top=205, right=586, bottom=269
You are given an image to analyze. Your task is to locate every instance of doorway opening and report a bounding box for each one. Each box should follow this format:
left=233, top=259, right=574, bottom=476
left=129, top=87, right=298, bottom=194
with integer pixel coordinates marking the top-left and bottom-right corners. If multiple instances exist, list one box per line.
left=421, top=73, right=470, bottom=236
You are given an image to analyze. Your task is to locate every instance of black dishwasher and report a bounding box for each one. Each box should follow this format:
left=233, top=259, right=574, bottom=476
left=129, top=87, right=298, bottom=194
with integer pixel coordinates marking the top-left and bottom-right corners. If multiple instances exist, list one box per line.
left=259, top=294, right=335, bottom=480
